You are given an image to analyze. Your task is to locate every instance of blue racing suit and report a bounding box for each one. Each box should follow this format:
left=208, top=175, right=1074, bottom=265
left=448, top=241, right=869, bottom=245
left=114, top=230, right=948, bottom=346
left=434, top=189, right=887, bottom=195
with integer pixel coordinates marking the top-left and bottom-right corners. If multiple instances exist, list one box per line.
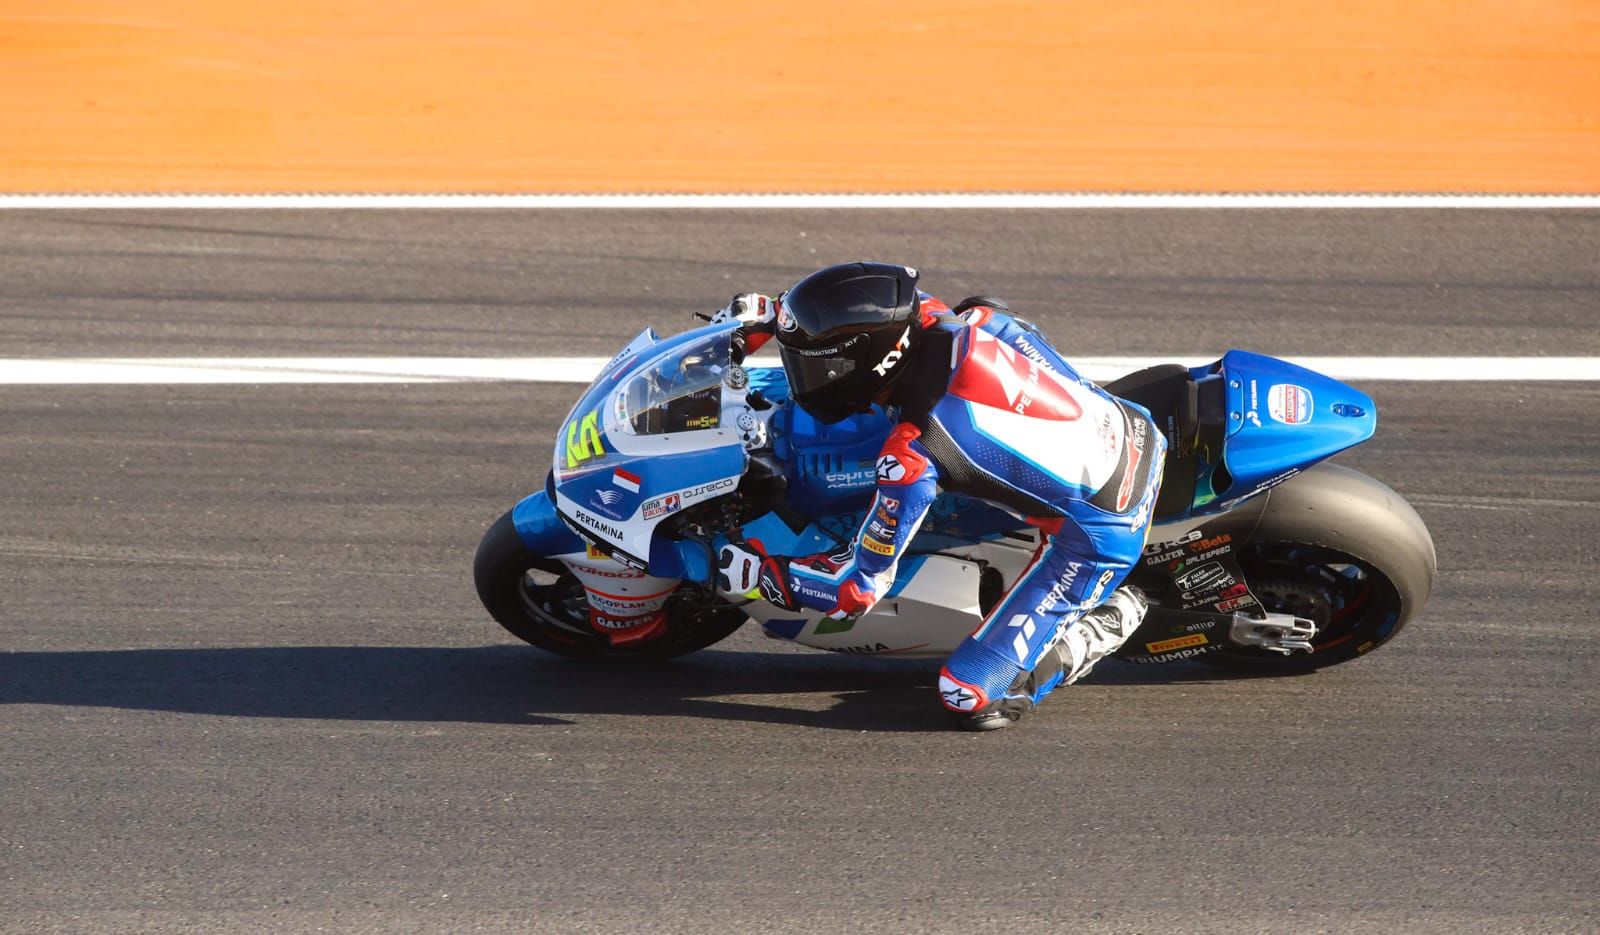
left=747, top=300, right=1166, bottom=716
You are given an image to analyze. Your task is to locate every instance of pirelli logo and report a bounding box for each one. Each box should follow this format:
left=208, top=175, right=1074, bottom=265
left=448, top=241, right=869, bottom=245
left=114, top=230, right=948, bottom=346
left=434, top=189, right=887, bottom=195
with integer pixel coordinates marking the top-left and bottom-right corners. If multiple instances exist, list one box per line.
left=860, top=536, right=895, bottom=556
left=1145, top=633, right=1209, bottom=654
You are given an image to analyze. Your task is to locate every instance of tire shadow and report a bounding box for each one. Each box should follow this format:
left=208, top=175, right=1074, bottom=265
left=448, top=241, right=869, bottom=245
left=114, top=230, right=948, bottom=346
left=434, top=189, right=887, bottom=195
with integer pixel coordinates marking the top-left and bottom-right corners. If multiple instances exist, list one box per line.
left=0, top=643, right=1264, bottom=732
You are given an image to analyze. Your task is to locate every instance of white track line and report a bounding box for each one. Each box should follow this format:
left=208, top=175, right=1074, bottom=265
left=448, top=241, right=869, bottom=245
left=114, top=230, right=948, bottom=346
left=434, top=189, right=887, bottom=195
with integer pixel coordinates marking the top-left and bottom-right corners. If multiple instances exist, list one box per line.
left=2, top=356, right=1596, bottom=385
left=1, top=193, right=1598, bottom=209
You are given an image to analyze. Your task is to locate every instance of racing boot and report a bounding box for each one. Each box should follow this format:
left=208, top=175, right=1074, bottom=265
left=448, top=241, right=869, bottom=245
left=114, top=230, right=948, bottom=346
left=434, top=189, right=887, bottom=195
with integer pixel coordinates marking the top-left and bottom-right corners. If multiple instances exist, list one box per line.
left=951, top=587, right=1149, bottom=732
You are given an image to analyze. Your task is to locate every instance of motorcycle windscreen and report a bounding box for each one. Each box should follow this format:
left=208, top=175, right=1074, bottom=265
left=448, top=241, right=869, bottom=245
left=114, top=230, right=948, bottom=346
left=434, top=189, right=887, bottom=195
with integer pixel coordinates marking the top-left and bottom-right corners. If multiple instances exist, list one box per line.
left=552, top=324, right=747, bottom=569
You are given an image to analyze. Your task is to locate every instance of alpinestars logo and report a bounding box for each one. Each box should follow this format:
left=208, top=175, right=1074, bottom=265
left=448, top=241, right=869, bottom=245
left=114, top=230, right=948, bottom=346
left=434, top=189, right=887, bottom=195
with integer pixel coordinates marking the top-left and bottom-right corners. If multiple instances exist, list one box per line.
left=876, top=455, right=905, bottom=483
left=938, top=674, right=981, bottom=711
left=872, top=326, right=913, bottom=376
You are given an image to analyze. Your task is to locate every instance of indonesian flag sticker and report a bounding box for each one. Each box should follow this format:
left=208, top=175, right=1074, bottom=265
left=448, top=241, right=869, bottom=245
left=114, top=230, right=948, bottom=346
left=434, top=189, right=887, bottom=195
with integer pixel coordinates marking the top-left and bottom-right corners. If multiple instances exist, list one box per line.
left=612, top=467, right=642, bottom=493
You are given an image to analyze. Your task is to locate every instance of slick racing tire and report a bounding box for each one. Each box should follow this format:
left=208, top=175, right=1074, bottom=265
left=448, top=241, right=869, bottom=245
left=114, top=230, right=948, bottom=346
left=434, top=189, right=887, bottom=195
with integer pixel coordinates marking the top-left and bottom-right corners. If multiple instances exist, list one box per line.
left=1203, top=463, right=1436, bottom=673
left=473, top=510, right=746, bottom=661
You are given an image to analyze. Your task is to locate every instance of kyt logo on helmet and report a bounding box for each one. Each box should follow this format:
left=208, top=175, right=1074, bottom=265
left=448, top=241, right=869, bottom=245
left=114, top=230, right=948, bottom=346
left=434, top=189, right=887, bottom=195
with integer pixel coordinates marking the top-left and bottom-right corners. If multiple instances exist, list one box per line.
left=872, top=326, right=913, bottom=376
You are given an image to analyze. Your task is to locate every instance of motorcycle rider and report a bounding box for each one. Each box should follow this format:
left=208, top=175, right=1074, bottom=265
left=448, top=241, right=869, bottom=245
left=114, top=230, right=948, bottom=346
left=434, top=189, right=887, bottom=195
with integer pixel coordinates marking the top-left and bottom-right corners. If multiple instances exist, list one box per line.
left=714, top=262, right=1166, bottom=730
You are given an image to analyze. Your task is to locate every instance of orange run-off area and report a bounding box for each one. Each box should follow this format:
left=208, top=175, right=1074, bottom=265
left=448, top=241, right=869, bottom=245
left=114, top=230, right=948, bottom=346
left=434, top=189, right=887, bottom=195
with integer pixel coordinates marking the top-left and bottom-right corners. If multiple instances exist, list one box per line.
left=3, top=0, right=1597, bottom=193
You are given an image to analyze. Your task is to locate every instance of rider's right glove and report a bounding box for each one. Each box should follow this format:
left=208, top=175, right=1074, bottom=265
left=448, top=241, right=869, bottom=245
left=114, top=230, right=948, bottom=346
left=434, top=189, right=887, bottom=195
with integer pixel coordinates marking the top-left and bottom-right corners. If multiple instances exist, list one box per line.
left=709, top=293, right=779, bottom=356
left=717, top=537, right=799, bottom=610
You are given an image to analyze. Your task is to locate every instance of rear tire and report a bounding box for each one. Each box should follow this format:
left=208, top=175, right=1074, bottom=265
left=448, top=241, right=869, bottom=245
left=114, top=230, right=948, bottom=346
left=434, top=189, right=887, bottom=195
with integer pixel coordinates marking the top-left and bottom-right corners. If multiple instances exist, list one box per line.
left=1202, top=463, right=1435, bottom=673
left=473, top=510, right=747, bottom=660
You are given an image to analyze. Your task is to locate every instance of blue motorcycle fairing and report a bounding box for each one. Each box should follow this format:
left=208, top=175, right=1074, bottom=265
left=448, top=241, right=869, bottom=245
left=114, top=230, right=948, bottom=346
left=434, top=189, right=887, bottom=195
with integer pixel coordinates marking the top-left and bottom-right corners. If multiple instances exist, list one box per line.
left=1194, top=350, right=1377, bottom=511
left=512, top=487, right=586, bottom=556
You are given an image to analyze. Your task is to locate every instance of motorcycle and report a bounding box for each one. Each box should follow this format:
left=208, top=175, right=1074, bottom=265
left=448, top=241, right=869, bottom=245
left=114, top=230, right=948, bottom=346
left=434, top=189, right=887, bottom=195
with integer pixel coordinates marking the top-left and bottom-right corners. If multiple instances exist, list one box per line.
left=474, top=318, right=1435, bottom=673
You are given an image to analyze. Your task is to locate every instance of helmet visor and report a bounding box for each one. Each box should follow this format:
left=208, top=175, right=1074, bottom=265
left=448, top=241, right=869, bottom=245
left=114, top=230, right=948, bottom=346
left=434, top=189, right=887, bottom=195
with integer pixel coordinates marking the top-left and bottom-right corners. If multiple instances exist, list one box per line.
left=779, top=336, right=875, bottom=423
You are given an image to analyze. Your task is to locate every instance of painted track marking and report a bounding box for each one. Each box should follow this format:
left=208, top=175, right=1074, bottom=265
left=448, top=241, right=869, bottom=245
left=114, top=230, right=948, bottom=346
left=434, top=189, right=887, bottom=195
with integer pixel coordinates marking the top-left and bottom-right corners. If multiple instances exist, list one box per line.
left=2, top=356, right=1597, bottom=384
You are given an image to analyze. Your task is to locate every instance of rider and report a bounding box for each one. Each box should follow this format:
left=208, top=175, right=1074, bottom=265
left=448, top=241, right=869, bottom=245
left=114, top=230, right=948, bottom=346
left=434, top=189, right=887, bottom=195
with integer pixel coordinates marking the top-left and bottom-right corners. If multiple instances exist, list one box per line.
left=714, top=262, right=1166, bottom=730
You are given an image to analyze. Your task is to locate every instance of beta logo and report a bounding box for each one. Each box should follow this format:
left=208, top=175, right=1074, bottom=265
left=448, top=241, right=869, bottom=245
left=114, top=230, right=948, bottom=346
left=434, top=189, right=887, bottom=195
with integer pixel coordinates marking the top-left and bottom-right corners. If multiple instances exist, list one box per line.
left=1269, top=384, right=1313, bottom=425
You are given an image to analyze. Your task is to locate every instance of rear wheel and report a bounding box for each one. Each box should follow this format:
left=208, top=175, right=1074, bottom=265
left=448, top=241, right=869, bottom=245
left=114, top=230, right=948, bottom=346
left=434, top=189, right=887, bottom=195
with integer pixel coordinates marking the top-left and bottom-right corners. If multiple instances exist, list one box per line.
left=1204, top=541, right=1405, bottom=672
left=473, top=510, right=747, bottom=661
left=1200, top=463, right=1434, bottom=673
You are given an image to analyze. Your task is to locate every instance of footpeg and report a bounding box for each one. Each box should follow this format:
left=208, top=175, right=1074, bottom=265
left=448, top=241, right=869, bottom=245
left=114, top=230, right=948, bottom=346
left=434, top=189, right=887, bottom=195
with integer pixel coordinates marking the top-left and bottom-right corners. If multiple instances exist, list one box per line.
left=1229, top=612, right=1317, bottom=655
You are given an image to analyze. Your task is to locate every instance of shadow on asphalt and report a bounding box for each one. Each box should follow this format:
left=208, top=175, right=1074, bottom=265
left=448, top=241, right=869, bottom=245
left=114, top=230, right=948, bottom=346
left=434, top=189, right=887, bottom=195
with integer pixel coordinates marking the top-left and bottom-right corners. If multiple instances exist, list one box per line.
left=0, top=644, right=1241, bottom=732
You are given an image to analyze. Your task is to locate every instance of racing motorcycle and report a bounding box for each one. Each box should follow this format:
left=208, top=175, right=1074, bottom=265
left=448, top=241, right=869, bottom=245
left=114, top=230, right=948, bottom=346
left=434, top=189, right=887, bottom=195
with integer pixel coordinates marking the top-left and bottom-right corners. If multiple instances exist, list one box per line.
left=474, top=319, right=1435, bottom=672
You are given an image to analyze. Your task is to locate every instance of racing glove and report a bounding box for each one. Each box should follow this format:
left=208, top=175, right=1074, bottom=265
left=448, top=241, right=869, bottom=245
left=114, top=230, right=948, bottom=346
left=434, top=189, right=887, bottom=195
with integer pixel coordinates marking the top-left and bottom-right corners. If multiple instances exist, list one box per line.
left=717, top=539, right=880, bottom=620
left=717, top=537, right=799, bottom=610
left=709, top=293, right=779, bottom=356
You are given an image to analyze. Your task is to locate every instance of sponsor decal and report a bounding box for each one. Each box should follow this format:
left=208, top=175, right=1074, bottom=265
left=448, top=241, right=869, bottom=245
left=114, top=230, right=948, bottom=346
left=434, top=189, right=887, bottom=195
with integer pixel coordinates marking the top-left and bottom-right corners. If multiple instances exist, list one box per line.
left=871, top=326, right=913, bottom=377
left=1181, top=619, right=1216, bottom=632
left=1193, top=544, right=1233, bottom=562
left=1189, top=533, right=1232, bottom=553
left=1034, top=560, right=1084, bottom=616
left=1124, top=644, right=1215, bottom=664
left=1114, top=416, right=1148, bottom=511
left=1145, top=547, right=1185, bottom=565
left=594, top=489, right=622, bottom=508
left=938, top=674, right=981, bottom=712
left=1012, top=335, right=1053, bottom=371
left=1268, top=384, right=1313, bottom=425
left=876, top=455, right=906, bottom=483
left=865, top=519, right=896, bottom=541
left=1175, top=561, right=1231, bottom=594
left=777, top=303, right=797, bottom=332
left=571, top=508, right=624, bottom=541
left=659, top=476, right=739, bottom=509
left=584, top=589, right=658, bottom=616
left=825, top=642, right=895, bottom=655
left=1007, top=613, right=1037, bottom=663
left=1246, top=379, right=1262, bottom=428
left=642, top=493, right=682, bottom=520
left=787, top=334, right=863, bottom=357
left=1145, top=529, right=1202, bottom=555
left=1086, top=568, right=1116, bottom=608
left=564, top=410, right=605, bottom=469
left=879, top=495, right=900, bottom=512
left=585, top=542, right=607, bottom=560
left=861, top=536, right=895, bottom=556
left=825, top=469, right=875, bottom=488
left=791, top=578, right=840, bottom=607
left=568, top=562, right=645, bottom=580
left=1146, top=633, right=1209, bottom=654
left=590, top=611, right=655, bottom=632
left=1216, top=595, right=1257, bottom=612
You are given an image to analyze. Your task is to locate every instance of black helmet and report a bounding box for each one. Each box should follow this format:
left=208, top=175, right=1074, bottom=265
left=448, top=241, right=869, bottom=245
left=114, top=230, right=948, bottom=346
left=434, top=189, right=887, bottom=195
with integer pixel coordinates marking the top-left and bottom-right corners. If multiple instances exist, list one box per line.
left=776, top=262, right=922, bottom=424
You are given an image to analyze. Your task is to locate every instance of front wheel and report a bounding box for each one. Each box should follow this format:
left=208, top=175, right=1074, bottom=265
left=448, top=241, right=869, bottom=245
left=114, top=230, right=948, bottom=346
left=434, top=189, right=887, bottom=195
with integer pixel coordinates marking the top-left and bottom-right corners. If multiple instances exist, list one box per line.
left=473, top=510, right=747, bottom=661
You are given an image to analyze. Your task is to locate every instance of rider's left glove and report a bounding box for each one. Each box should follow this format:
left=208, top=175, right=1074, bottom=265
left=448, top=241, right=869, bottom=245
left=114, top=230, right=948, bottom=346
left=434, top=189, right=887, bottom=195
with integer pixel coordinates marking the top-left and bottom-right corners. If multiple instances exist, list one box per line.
left=717, top=537, right=799, bottom=610
left=710, top=293, right=779, bottom=356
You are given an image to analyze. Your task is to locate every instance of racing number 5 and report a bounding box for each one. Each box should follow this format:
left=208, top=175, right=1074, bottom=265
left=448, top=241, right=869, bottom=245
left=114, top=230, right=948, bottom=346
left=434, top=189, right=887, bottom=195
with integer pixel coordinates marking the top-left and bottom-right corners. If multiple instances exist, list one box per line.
left=565, top=411, right=604, bottom=468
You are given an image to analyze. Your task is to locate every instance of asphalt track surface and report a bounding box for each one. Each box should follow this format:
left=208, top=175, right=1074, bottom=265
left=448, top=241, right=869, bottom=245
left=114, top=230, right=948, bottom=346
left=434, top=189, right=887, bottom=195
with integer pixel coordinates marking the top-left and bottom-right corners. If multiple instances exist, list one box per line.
left=2, top=210, right=1597, bottom=933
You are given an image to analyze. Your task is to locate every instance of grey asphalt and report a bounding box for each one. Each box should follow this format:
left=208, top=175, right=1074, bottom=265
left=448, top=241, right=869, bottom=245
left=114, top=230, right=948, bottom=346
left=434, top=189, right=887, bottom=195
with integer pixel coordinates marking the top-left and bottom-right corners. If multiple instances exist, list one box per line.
left=2, top=211, right=1597, bottom=933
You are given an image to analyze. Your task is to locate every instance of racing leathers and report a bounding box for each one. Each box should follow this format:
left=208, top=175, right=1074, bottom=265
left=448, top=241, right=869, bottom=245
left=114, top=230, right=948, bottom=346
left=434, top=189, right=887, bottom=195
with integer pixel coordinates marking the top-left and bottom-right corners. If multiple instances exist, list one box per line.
left=721, top=296, right=1167, bottom=727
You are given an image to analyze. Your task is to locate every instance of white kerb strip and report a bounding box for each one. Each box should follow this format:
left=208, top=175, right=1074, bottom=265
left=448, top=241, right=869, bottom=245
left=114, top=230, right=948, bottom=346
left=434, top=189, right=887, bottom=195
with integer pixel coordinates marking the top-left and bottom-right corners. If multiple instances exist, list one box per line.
left=2, top=357, right=1597, bottom=385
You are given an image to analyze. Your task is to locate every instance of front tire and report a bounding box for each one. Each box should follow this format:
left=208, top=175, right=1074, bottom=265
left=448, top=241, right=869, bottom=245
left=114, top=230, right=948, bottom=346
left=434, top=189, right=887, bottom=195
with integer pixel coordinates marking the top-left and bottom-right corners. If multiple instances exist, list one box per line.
left=473, top=510, right=747, bottom=660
